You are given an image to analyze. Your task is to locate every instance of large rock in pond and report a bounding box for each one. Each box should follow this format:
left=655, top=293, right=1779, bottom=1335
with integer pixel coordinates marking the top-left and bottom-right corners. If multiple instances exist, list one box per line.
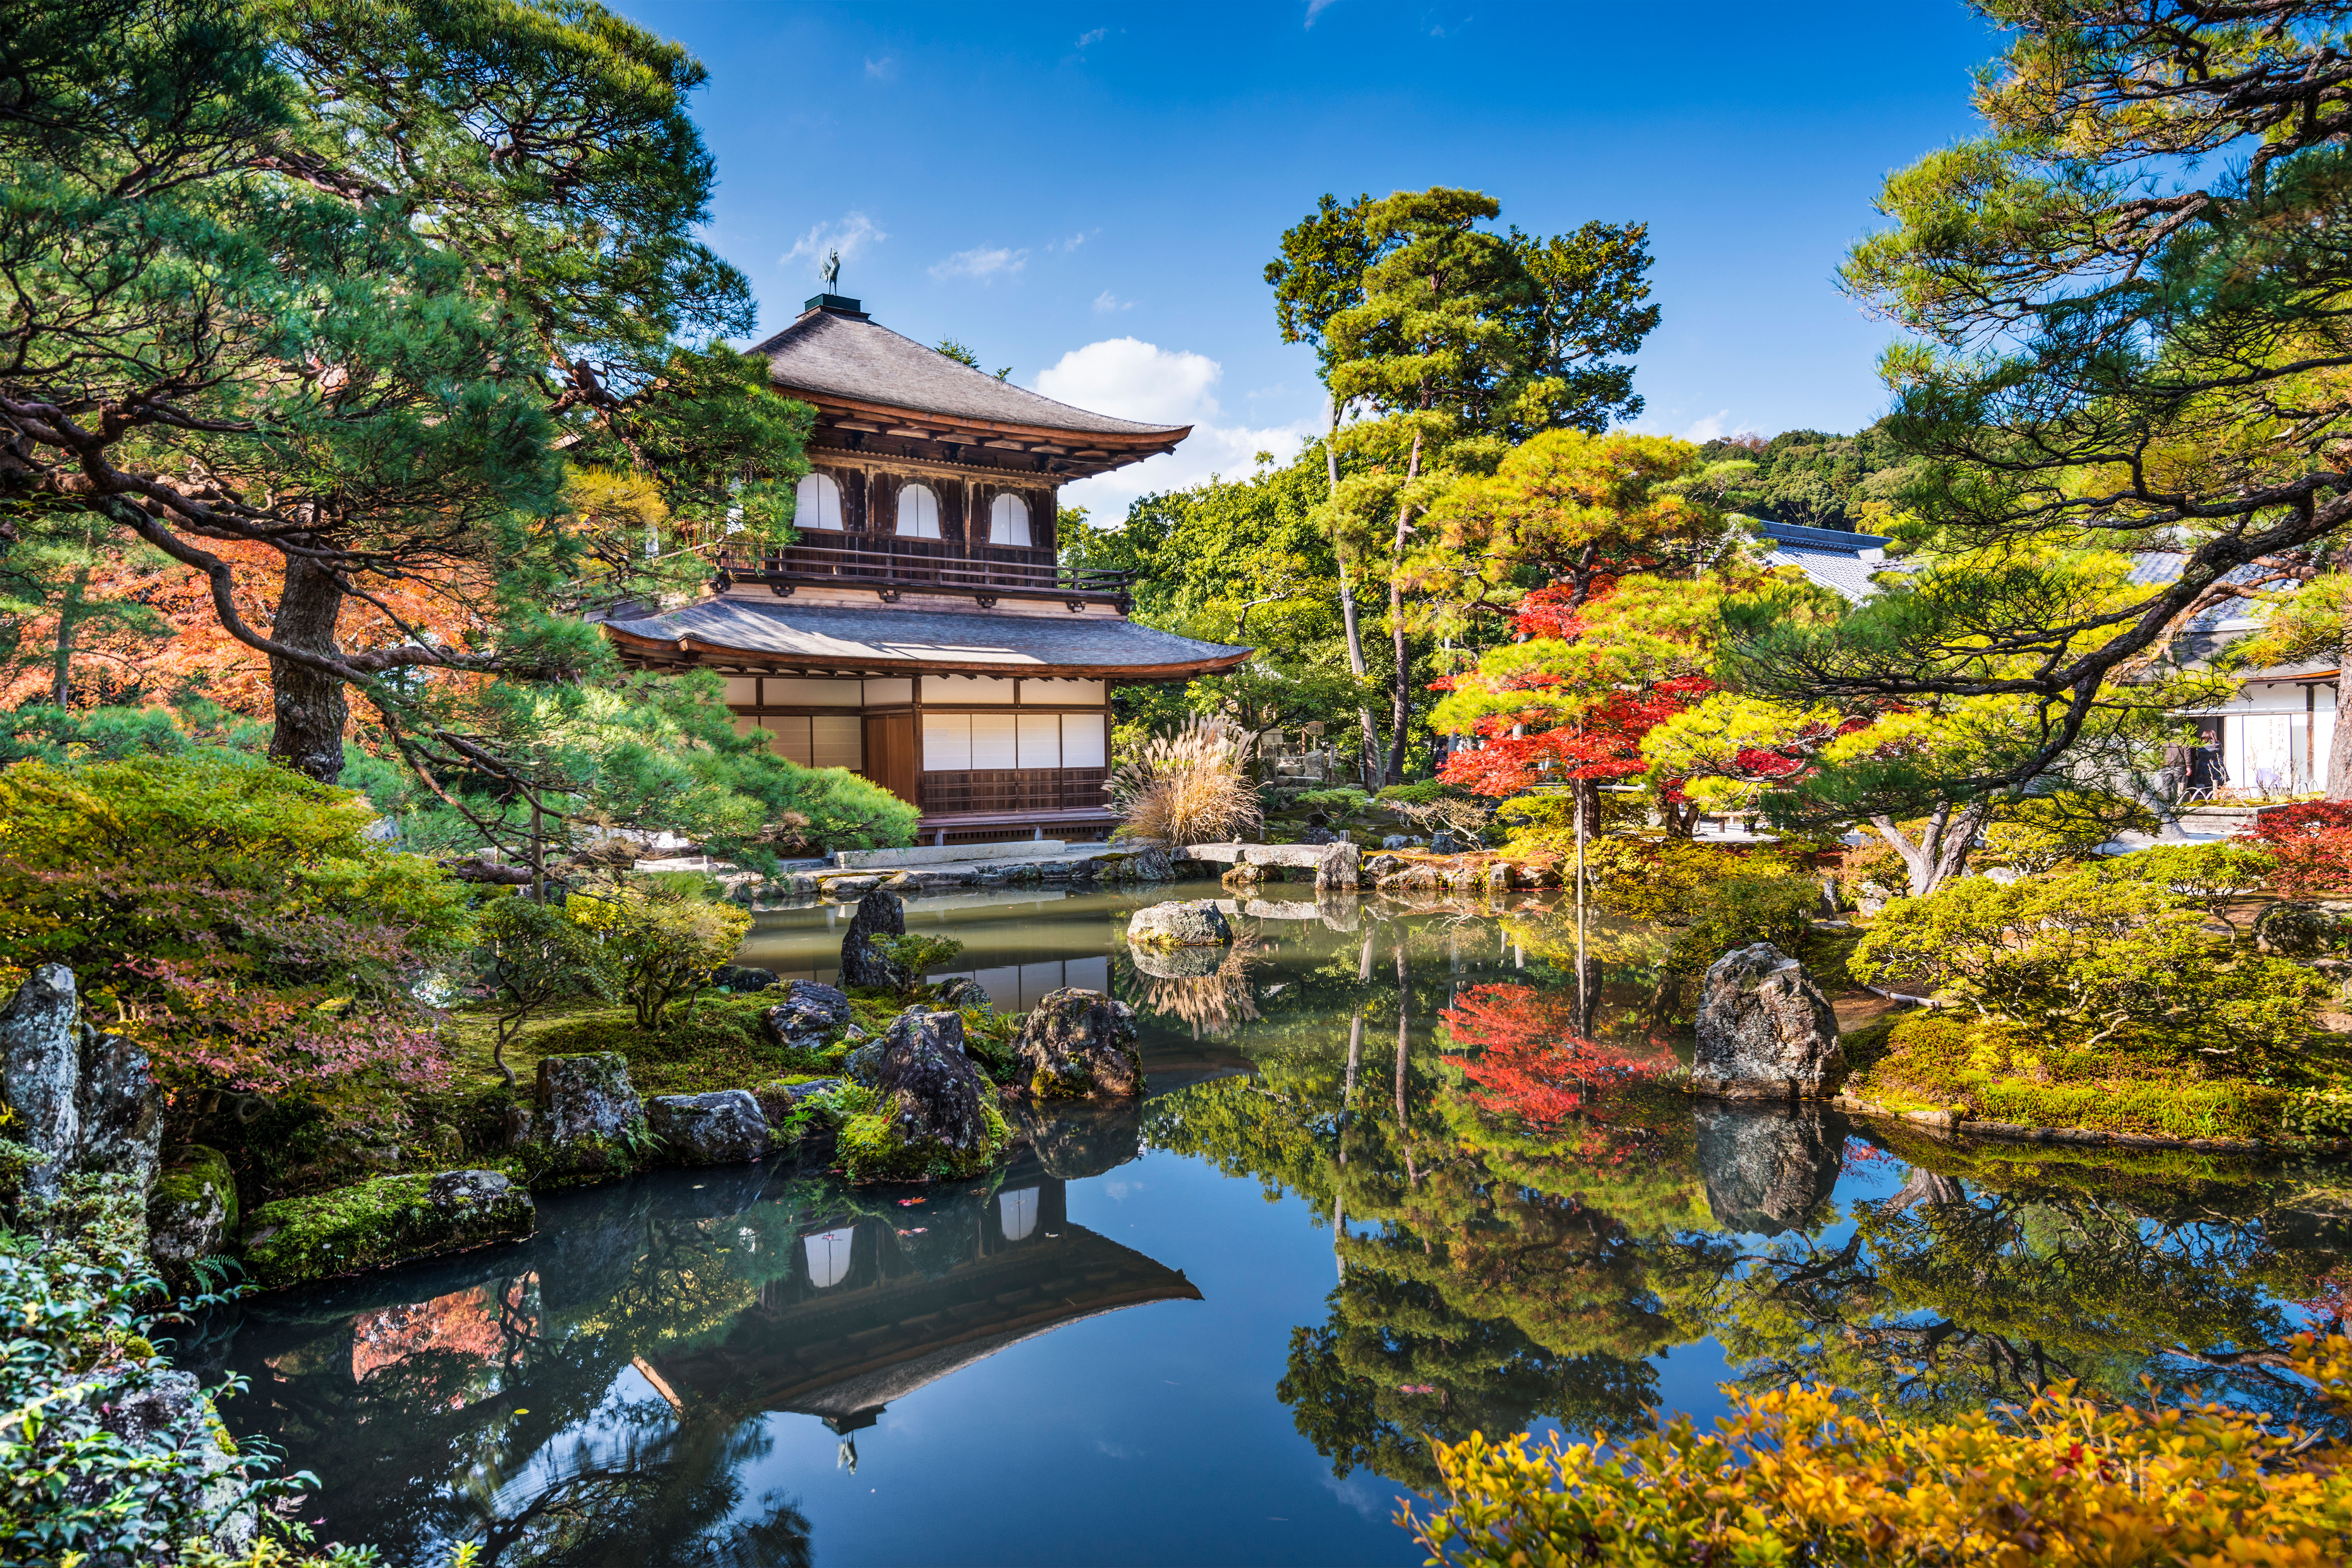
left=0, top=964, right=82, bottom=1200
left=1692, top=943, right=1844, bottom=1099
left=646, top=1090, right=771, bottom=1165
left=1015, top=988, right=1143, bottom=1100
left=148, top=1145, right=239, bottom=1274
left=764, top=980, right=853, bottom=1043
left=837, top=1009, right=1007, bottom=1183
left=1694, top=1103, right=1842, bottom=1236
left=1126, top=900, right=1232, bottom=949
left=840, top=887, right=906, bottom=990
left=241, top=1169, right=534, bottom=1291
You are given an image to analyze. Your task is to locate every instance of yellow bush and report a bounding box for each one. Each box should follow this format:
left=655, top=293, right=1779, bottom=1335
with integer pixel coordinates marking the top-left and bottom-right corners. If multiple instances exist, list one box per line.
left=1406, top=1333, right=2352, bottom=1566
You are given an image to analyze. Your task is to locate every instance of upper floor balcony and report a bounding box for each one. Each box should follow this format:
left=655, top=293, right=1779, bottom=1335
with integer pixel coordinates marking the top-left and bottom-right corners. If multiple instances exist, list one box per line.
left=711, top=535, right=1136, bottom=611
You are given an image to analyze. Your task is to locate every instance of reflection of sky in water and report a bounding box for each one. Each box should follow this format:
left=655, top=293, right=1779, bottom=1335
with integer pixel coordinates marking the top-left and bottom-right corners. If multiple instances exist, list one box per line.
left=214, top=887, right=2352, bottom=1568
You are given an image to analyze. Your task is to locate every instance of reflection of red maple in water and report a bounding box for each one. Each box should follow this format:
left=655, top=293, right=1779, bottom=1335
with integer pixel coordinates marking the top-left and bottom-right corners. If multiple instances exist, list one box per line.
left=1442, top=984, right=1664, bottom=1126
left=349, top=1275, right=537, bottom=1396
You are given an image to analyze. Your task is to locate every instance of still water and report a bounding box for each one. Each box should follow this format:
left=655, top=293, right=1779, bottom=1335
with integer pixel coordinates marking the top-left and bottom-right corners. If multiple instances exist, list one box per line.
left=196, top=887, right=2352, bottom=1567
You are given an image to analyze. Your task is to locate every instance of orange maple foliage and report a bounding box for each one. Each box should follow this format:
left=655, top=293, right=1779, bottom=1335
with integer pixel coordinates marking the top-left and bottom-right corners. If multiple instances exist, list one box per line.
left=6, top=541, right=498, bottom=729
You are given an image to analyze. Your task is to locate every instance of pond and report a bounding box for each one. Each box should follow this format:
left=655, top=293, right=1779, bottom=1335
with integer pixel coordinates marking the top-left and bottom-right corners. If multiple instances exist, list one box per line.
left=195, top=887, right=2352, bottom=1567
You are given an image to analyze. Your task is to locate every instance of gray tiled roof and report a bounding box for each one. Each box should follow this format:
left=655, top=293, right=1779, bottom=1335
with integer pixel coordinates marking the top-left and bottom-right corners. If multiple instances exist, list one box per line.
left=606, top=597, right=1251, bottom=676
left=748, top=310, right=1188, bottom=437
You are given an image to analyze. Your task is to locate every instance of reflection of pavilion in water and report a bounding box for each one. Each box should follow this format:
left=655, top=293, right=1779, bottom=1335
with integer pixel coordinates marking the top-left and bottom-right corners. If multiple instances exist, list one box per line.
left=639, top=1163, right=1199, bottom=1450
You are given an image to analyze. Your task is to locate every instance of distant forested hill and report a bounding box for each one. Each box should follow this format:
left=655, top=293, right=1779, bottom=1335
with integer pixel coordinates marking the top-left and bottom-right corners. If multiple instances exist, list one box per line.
left=1697, top=420, right=1918, bottom=533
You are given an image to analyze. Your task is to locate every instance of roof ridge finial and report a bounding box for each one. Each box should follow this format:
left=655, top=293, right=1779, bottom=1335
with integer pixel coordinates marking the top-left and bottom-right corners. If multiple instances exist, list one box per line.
left=821, top=249, right=840, bottom=287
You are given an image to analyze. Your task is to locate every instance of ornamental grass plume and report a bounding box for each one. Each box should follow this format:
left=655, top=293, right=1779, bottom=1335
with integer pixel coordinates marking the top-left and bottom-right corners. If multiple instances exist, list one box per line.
left=1406, top=1331, right=2352, bottom=1567
left=1111, top=716, right=1262, bottom=845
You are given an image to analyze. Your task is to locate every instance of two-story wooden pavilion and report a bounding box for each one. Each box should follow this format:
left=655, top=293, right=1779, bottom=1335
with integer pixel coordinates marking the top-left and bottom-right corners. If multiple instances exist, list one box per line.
left=603, top=291, right=1252, bottom=844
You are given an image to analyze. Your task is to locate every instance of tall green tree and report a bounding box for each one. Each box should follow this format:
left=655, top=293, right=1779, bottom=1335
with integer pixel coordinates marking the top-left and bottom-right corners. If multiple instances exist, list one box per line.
left=1731, top=0, right=2352, bottom=801
left=1266, top=189, right=1657, bottom=780
left=0, top=0, right=808, bottom=794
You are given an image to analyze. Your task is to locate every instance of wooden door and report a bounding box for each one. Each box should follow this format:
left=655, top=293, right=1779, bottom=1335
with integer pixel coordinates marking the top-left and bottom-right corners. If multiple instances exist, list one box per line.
left=863, top=711, right=918, bottom=806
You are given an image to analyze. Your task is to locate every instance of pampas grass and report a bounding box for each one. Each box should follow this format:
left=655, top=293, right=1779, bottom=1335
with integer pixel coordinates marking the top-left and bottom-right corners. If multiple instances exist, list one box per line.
left=1111, top=716, right=1262, bottom=845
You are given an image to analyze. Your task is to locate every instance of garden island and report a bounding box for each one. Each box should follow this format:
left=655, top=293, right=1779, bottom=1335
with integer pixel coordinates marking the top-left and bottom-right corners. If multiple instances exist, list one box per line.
left=13, top=2, right=2352, bottom=1565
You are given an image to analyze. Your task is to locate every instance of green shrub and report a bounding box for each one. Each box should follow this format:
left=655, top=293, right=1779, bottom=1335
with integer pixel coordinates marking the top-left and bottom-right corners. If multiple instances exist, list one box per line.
left=0, top=754, right=472, bottom=1130
left=1976, top=786, right=2158, bottom=875
left=1293, top=787, right=1370, bottom=815
left=2108, top=840, right=2277, bottom=931
left=1376, top=781, right=1449, bottom=805
left=566, top=874, right=751, bottom=1029
left=1853, top=864, right=2327, bottom=1067
left=870, top=933, right=965, bottom=998
left=475, top=893, right=617, bottom=1085
left=810, top=1080, right=1012, bottom=1183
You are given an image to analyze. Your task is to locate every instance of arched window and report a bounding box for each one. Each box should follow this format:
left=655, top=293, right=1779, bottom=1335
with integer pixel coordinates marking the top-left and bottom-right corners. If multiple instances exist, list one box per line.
left=794, top=471, right=844, bottom=530
left=988, top=492, right=1031, bottom=548
left=895, top=482, right=942, bottom=539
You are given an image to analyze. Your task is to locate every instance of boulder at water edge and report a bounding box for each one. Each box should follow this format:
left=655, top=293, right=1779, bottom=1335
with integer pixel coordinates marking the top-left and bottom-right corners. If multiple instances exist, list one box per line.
left=531, top=1053, right=644, bottom=1180
left=1692, top=942, right=1844, bottom=1099
left=935, top=975, right=992, bottom=1009
left=646, top=1090, right=771, bottom=1165
left=709, top=963, right=779, bottom=993
left=241, top=1168, right=534, bottom=1290
left=838, top=1009, right=1007, bottom=1182
left=764, top=979, right=853, bottom=1043
left=148, top=1145, right=239, bottom=1274
left=1693, top=1103, right=1842, bottom=1236
left=1015, top=987, right=1143, bottom=1100
left=840, top=888, right=907, bottom=989
left=1126, top=900, right=1232, bottom=948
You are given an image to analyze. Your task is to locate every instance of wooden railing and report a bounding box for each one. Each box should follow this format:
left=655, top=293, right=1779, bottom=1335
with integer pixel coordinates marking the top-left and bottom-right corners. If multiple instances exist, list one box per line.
left=716, top=539, right=1134, bottom=598
left=919, top=768, right=1110, bottom=817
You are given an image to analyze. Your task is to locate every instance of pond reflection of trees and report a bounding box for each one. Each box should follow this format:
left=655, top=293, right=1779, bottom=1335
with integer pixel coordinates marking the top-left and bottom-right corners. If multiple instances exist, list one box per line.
left=1141, top=916, right=2352, bottom=1492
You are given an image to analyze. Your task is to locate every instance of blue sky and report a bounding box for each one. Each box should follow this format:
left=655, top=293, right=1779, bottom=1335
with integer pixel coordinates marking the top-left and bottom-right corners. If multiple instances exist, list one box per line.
left=617, top=0, right=2001, bottom=518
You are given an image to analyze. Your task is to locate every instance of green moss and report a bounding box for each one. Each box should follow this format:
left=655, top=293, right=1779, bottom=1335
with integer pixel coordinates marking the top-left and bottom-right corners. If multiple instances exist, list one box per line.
left=241, top=1170, right=532, bottom=1291
left=150, top=1144, right=238, bottom=1234
left=1849, top=1009, right=2292, bottom=1141
left=818, top=1082, right=1013, bottom=1183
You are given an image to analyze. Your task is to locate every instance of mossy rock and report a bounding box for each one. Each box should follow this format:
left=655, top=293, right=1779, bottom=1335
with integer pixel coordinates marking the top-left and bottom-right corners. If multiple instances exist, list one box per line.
left=240, top=1168, right=534, bottom=1292
left=148, top=1144, right=238, bottom=1271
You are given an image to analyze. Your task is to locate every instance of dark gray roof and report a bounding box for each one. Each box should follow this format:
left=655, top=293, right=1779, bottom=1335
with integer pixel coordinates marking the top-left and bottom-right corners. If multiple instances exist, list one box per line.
left=606, top=597, right=1251, bottom=676
left=1757, top=520, right=1891, bottom=552
left=748, top=309, right=1187, bottom=437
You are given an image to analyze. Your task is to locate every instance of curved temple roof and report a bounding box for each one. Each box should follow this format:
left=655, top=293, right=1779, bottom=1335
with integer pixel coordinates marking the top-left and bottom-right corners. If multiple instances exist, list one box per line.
left=605, top=597, right=1252, bottom=680
left=751, top=308, right=1188, bottom=442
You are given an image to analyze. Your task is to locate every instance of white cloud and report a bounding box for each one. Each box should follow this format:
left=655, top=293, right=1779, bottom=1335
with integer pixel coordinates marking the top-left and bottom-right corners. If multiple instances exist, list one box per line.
left=929, top=245, right=1028, bottom=283
left=780, top=212, right=886, bottom=282
left=1304, top=0, right=1342, bottom=24
left=1092, top=289, right=1132, bottom=314
left=1036, top=338, right=1314, bottom=520
left=1679, top=408, right=1734, bottom=442
left=864, top=54, right=897, bottom=79
left=1050, top=229, right=1099, bottom=254
left=1076, top=26, right=1107, bottom=47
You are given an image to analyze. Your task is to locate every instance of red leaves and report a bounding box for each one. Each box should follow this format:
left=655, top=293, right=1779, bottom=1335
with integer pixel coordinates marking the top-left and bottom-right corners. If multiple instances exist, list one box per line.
left=2239, top=801, right=2352, bottom=898
left=1438, top=682, right=1713, bottom=798
left=1441, top=984, right=1662, bottom=1127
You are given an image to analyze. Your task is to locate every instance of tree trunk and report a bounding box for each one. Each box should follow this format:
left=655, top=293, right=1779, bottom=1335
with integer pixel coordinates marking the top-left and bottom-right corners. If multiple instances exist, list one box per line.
left=268, top=552, right=351, bottom=784
left=1324, top=398, right=1384, bottom=788
left=1393, top=938, right=1410, bottom=1132
left=1871, top=799, right=1996, bottom=898
left=2330, top=664, right=2352, bottom=799
left=1383, top=428, right=1425, bottom=785
left=49, top=564, right=89, bottom=708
